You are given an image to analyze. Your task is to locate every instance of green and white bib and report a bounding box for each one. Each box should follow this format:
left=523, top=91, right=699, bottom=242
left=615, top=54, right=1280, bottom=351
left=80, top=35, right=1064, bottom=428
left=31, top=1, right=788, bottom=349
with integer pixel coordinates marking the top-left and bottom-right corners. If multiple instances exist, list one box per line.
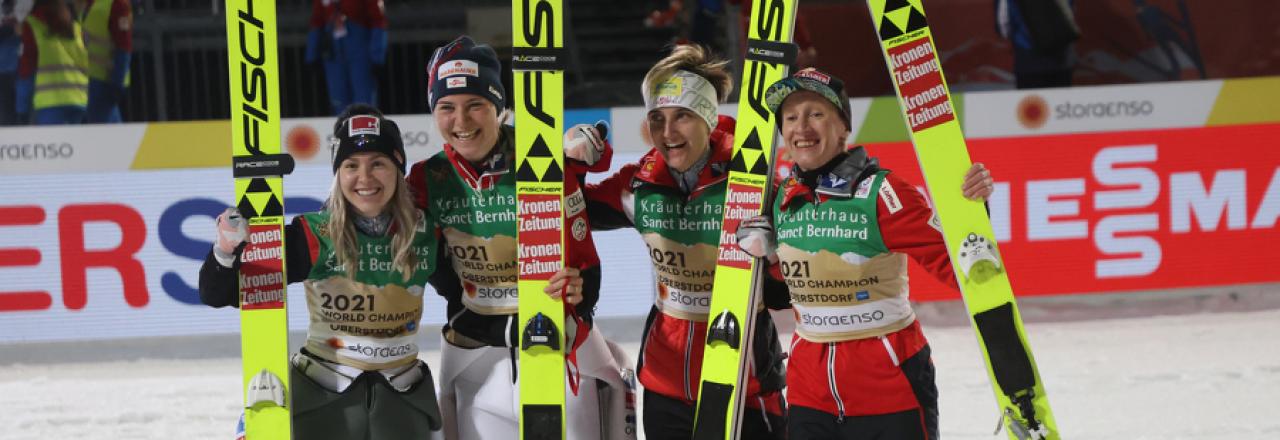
left=773, top=171, right=915, bottom=342
left=633, top=184, right=725, bottom=321
left=299, top=211, right=436, bottom=370
left=423, top=153, right=523, bottom=315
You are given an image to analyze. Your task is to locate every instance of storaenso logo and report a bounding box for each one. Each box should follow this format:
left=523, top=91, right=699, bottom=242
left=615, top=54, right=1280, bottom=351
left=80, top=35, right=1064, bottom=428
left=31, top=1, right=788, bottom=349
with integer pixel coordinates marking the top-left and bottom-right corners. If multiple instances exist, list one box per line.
left=519, top=0, right=556, bottom=127
left=746, top=0, right=787, bottom=121
left=235, top=0, right=271, bottom=154
left=1055, top=100, right=1154, bottom=120
left=0, top=143, right=74, bottom=160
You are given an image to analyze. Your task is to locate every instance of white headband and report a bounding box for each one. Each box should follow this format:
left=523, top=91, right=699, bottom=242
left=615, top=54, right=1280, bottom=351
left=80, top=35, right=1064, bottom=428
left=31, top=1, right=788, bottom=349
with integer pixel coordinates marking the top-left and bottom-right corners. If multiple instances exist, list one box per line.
left=642, top=70, right=719, bottom=130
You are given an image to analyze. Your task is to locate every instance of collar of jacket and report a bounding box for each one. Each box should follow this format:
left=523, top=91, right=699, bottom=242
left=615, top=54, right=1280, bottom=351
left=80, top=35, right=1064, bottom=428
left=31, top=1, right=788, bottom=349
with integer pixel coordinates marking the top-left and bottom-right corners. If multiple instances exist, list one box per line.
left=443, top=125, right=514, bottom=191
left=779, top=146, right=878, bottom=209
left=631, top=115, right=736, bottom=197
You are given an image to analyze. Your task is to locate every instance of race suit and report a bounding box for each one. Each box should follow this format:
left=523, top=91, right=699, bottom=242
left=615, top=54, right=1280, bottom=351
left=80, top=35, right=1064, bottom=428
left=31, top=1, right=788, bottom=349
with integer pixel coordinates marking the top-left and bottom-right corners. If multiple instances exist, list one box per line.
left=585, top=115, right=788, bottom=439
left=770, top=147, right=957, bottom=440
left=407, top=124, right=635, bottom=440
left=199, top=211, right=442, bottom=440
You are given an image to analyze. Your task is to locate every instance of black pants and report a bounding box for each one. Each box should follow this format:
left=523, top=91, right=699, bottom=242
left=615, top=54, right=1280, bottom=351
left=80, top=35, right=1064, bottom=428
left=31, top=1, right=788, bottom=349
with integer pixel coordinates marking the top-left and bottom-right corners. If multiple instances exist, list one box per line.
left=789, top=405, right=934, bottom=440
left=290, top=359, right=441, bottom=440
left=642, top=389, right=785, bottom=440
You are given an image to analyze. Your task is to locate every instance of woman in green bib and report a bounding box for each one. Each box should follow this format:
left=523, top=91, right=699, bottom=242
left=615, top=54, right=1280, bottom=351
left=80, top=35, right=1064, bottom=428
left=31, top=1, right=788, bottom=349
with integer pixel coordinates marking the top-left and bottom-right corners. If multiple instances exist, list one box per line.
left=577, top=44, right=790, bottom=440
left=735, top=68, right=994, bottom=440
left=200, top=104, right=448, bottom=440
left=406, top=35, right=633, bottom=440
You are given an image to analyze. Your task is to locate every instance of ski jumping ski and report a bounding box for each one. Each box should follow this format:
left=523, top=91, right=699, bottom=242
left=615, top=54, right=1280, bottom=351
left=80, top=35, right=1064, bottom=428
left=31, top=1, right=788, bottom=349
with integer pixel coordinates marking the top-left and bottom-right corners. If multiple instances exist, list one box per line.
left=513, top=0, right=570, bottom=439
left=863, top=0, right=1059, bottom=438
left=225, top=0, right=295, bottom=439
left=691, top=1, right=798, bottom=439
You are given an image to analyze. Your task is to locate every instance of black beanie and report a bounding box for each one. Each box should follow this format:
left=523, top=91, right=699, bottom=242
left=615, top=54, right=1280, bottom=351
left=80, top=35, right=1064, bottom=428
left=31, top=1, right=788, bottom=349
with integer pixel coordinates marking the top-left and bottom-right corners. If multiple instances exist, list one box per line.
left=331, top=104, right=406, bottom=175
left=427, top=36, right=506, bottom=113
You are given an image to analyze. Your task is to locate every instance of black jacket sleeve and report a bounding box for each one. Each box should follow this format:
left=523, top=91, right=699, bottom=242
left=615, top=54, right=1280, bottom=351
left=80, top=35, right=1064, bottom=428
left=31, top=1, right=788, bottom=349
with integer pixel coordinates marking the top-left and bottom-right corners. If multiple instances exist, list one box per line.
left=198, top=217, right=314, bottom=308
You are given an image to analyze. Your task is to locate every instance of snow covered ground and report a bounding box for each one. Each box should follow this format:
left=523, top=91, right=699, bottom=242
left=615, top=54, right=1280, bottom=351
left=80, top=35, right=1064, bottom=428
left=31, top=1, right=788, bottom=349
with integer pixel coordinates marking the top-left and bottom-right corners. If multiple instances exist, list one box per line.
left=4, top=307, right=1279, bottom=439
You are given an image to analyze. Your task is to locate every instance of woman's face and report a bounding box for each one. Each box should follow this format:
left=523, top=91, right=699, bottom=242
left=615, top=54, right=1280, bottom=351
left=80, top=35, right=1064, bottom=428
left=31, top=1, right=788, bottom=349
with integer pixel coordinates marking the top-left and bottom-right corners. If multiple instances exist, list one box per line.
left=434, top=94, right=501, bottom=163
left=338, top=152, right=399, bottom=217
left=779, top=91, right=850, bottom=171
left=647, top=107, right=711, bottom=172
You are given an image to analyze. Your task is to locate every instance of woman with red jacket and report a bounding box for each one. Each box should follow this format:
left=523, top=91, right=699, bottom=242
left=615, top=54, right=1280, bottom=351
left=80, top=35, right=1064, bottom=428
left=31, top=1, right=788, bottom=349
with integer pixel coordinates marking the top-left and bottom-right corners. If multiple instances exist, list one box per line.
left=736, top=67, right=994, bottom=440
left=573, top=44, right=788, bottom=440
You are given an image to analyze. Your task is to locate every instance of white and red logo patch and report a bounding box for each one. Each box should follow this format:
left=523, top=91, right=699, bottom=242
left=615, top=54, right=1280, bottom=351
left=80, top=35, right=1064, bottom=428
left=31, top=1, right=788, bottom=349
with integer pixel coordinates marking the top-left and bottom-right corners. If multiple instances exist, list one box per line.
left=437, top=59, right=479, bottom=79
left=795, top=68, right=831, bottom=84
left=348, top=115, right=380, bottom=137
left=447, top=77, right=467, bottom=89
left=879, top=180, right=903, bottom=214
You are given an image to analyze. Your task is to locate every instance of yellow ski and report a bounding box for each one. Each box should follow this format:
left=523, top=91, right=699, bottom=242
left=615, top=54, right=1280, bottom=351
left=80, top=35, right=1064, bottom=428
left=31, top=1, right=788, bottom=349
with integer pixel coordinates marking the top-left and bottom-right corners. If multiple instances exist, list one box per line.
left=691, top=0, right=798, bottom=439
left=864, top=0, right=1058, bottom=438
left=513, top=1, right=568, bottom=439
left=226, top=0, right=293, bottom=439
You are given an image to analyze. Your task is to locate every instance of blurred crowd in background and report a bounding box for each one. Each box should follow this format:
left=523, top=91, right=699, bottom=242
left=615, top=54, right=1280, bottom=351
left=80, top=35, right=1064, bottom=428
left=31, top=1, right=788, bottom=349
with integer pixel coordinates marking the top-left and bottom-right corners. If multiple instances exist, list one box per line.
left=0, top=0, right=1273, bottom=125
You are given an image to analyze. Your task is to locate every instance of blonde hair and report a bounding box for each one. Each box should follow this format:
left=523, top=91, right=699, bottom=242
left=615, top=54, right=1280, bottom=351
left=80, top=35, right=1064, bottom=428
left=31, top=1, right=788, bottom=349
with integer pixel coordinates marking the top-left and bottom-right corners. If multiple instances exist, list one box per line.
left=642, top=44, right=733, bottom=104
left=323, top=175, right=421, bottom=282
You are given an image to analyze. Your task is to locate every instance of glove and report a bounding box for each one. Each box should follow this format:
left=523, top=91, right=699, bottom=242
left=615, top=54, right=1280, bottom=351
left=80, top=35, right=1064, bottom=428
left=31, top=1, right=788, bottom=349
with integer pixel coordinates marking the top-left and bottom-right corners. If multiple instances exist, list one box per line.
left=563, top=120, right=609, bottom=166
left=213, top=207, right=247, bottom=268
left=735, top=215, right=777, bottom=261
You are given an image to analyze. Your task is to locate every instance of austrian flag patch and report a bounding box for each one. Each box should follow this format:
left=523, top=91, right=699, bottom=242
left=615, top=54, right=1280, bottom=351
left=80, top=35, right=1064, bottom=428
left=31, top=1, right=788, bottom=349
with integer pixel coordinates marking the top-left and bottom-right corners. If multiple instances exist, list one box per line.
left=348, top=115, right=380, bottom=137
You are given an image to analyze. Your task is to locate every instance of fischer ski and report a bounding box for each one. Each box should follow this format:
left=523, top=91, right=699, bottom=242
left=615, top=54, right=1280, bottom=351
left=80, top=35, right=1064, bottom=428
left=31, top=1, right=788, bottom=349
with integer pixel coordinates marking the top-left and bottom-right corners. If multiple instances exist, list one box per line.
left=513, top=1, right=569, bottom=439
left=226, top=0, right=294, bottom=439
left=691, top=1, right=798, bottom=439
left=863, top=0, right=1059, bottom=438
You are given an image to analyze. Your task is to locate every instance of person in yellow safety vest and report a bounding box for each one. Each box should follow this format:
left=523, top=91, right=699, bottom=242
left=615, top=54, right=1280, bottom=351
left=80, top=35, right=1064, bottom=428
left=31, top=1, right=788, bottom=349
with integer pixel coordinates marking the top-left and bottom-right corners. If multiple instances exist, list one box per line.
left=1, top=0, right=24, bottom=125
left=78, top=0, right=130, bottom=123
left=16, top=0, right=87, bottom=125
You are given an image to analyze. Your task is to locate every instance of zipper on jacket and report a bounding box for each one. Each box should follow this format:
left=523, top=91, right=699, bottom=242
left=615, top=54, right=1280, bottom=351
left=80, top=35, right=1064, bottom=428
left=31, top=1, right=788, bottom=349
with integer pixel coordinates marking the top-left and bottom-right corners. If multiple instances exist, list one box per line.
left=684, top=320, right=695, bottom=400
left=827, top=342, right=846, bottom=423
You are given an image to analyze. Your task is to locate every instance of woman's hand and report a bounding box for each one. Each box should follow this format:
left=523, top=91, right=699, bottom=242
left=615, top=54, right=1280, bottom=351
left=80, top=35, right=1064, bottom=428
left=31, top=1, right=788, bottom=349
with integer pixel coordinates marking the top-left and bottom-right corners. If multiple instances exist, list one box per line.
left=544, top=267, right=584, bottom=305
left=962, top=162, right=994, bottom=201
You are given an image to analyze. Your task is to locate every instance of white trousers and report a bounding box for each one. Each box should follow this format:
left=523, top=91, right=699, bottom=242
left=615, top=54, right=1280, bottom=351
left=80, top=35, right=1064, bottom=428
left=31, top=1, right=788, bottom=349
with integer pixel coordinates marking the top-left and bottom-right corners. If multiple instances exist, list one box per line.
left=436, top=327, right=636, bottom=440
